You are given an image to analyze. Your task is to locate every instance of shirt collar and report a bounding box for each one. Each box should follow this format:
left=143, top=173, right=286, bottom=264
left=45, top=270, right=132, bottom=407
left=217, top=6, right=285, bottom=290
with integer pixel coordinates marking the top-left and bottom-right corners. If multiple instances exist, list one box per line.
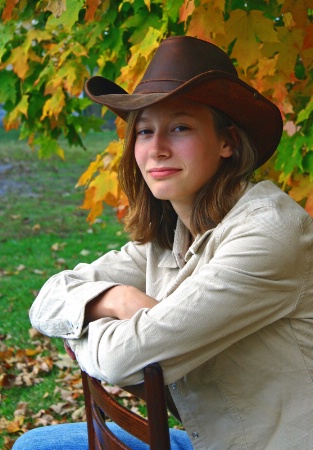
left=172, top=219, right=216, bottom=268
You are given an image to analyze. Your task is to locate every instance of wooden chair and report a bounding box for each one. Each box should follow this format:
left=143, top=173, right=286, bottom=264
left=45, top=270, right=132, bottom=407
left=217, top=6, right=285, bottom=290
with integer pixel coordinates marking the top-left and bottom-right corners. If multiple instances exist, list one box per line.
left=81, top=363, right=171, bottom=449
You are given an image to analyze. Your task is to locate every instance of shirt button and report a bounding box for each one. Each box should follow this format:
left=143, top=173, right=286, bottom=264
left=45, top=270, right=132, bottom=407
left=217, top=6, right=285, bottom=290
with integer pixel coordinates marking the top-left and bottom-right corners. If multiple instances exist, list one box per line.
left=171, top=383, right=177, bottom=390
left=192, top=432, right=199, bottom=438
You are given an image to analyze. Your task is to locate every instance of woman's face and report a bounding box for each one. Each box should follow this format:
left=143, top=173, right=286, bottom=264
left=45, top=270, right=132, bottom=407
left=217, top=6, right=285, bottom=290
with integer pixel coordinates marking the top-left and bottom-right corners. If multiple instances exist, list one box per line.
left=134, top=96, right=233, bottom=215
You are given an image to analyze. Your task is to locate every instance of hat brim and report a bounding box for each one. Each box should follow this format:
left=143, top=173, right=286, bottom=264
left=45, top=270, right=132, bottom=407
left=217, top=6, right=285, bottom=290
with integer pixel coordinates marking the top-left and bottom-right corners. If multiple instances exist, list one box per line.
left=85, top=71, right=283, bottom=169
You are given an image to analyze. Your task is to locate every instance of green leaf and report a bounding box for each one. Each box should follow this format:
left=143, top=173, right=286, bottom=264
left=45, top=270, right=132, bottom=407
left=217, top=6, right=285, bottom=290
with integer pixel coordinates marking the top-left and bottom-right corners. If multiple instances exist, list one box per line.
left=46, top=0, right=85, bottom=32
left=34, top=134, right=65, bottom=159
left=296, top=98, right=313, bottom=124
left=0, top=70, right=18, bottom=104
left=275, top=132, right=305, bottom=174
left=0, top=21, right=14, bottom=62
left=303, top=151, right=313, bottom=176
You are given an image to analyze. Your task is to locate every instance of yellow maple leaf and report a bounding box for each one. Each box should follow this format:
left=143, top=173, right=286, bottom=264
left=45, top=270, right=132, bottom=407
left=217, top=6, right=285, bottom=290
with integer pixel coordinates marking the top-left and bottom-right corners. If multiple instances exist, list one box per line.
left=3, top=95, right=29, bottom=130
left=76, top=154, right=104, bottom=187
left=40, top=86, right=65, bottom=121
left=288, top=177, right=313, bottom=203
left=58, top=42, right=88, bottom=67
left=273, top=27, right=303, bottom=77
left=6, top=46, right=29, bottom=80
left=187, top=1, right=225, bottom=40
left=89, top=171, right=119, bottom=203
left=251, top=55, right=278, bottom=92
left=105, top=140, right=124, bottom=165
left=116, top=27, right=161, bottom=93
left=226, top=10, right=278, bottom=72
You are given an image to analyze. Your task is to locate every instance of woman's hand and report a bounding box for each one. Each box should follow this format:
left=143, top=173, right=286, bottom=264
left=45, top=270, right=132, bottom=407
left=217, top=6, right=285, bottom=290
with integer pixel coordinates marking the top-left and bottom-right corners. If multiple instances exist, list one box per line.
left=84, top=285, right=158, bottom=325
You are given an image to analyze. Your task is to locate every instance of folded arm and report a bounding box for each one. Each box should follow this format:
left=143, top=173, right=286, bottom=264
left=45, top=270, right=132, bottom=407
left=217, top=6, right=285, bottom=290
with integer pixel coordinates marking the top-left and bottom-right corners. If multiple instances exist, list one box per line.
left=84, top=285, right=158, bottom=325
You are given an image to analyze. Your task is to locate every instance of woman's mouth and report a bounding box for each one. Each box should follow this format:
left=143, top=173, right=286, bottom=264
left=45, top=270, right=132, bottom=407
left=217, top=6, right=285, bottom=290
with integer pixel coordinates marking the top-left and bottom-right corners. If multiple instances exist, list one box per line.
left=148, top=168, right=182, bottom=178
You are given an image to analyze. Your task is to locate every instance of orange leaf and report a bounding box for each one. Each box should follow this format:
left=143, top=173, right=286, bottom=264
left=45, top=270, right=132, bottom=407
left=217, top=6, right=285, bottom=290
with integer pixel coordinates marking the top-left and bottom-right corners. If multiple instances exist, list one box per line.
left=86, top=200, right=103, bottom=223
left=179, top=0, right=195, bottom=23
left=115, top=118, right=126, bottom=140
left=303, top=23, right=313, bottom=50
left=1, top=0, right=19, bottom=21
left=80, top=186, right=96, bottom=210
left=85, top=0, right=101, bottom=22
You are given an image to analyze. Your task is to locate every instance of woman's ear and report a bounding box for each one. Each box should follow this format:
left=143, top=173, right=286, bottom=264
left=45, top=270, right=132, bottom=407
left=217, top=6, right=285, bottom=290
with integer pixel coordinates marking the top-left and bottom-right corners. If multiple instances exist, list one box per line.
left=220, top=126, right=240, bottom=158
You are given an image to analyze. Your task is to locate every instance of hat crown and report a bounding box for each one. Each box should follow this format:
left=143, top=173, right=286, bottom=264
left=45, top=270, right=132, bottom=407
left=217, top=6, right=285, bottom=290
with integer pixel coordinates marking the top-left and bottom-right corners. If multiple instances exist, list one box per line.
left=134, top=36, right=238, bottom=94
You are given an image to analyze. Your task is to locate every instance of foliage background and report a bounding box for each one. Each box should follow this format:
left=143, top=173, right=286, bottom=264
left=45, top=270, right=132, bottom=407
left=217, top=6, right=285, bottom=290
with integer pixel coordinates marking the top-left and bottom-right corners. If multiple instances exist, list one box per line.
left=0, top=0, right=312, bottom=222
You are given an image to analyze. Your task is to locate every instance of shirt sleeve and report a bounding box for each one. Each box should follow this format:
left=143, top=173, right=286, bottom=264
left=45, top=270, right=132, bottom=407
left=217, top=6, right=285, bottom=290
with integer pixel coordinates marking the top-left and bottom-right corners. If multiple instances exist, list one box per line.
left=68, top=204, right=311, bottom=387
left=29, top=241, right=148, bottom=338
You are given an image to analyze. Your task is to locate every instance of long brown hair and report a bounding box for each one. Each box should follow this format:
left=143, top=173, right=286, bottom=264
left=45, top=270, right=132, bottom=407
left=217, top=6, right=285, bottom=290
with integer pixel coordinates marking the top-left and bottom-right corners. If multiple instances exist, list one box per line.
left=119, top=105, right=257, bottom=249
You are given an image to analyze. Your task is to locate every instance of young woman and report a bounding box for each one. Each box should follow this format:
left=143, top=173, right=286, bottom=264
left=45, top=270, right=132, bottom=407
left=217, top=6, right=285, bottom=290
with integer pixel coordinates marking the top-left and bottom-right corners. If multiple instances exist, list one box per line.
left=13, top=36, right=313, bottom=450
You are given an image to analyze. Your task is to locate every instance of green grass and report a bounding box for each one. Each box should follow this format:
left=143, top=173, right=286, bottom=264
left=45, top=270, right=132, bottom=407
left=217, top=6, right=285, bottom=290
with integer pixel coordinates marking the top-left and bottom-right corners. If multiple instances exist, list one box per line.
left=0, top=127, right=128, bottom=448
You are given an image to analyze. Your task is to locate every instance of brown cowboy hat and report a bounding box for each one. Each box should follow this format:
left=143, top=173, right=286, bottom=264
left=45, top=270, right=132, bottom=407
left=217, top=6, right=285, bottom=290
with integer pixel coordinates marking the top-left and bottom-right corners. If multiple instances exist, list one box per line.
left=85, top=36, right=283, bottom=168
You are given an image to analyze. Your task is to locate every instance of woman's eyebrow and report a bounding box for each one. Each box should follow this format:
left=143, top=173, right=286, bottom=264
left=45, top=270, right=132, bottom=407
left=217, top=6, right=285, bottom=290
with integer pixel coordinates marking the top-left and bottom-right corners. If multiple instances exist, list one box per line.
left=137, top=111, right=194, bottom=122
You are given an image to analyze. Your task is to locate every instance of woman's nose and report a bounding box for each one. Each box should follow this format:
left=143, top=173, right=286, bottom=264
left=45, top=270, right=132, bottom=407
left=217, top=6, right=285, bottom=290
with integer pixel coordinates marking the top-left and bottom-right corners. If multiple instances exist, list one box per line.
left=150, top=132, right=171, bottom=158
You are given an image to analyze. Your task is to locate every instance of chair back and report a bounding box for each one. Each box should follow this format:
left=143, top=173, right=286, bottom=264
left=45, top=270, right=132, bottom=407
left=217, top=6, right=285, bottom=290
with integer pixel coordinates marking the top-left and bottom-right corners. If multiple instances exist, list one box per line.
left=81, top=363, right=171, bottom=449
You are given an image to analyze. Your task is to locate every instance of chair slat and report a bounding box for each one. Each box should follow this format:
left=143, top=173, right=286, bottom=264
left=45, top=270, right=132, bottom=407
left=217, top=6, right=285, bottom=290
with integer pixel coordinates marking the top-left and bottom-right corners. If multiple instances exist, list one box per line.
left=81, top=363, right=171, bottom=449
left=88, top=376, right=150, bottom=443
left=144, top=364, right=171, bottom=450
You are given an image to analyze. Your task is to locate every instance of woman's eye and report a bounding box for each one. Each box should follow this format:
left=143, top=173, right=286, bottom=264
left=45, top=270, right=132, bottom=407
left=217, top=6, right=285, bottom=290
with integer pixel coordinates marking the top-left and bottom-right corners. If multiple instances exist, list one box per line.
left=136, top=128, right=152, bottom=136
left=173, top=125, right=189, bottom=132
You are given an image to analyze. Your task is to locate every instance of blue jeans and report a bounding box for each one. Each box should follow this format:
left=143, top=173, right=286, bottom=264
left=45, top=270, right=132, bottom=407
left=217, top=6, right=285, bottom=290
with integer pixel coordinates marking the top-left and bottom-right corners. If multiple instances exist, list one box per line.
left=12, top=422, right=193, bottom=449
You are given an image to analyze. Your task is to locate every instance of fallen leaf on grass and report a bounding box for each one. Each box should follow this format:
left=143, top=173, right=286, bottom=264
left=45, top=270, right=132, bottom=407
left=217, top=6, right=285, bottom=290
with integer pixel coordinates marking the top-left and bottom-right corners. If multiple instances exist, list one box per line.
left=51, top=242, right=66, bottom=252
left=33, top=269, right=44, bottom=275
left=14, top=402, right=29, bottom=418
left=79, top=249, right=90, bottom=256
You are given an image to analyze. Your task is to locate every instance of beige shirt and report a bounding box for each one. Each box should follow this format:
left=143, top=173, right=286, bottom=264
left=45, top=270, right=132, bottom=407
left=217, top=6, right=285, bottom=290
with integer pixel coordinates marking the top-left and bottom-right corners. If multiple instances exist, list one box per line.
left=30, top=181, right=313, bottom=449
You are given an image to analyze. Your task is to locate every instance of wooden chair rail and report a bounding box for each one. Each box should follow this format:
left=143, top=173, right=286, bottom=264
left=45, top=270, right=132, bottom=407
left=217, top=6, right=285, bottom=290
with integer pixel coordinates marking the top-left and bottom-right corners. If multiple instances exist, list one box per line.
left=81, top=363, right=171, bottom=450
